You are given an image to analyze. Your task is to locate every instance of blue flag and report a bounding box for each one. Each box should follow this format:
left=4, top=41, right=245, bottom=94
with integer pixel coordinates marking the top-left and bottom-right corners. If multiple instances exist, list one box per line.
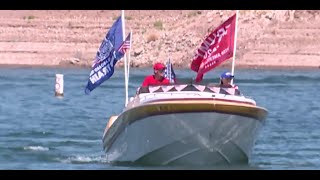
left=85, top=16, right=125, bottom=94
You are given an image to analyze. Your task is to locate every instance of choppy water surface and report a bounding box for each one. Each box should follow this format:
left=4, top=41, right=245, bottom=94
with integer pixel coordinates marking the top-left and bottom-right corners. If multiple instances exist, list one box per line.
left=0, top=67, right=319, bottom=169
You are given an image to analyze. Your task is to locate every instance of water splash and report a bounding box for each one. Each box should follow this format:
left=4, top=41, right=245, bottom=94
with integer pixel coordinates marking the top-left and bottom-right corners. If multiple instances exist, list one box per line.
left=23, top=146, right=49, bottom=151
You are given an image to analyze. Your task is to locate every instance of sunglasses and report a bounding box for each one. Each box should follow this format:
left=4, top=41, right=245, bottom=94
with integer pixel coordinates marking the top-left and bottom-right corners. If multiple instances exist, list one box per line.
left=222, top=77, right=233, bottom=81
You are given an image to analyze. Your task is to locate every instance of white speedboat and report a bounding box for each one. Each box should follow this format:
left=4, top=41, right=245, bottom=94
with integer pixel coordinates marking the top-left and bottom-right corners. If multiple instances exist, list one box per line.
left=102, top=84, right=268, bottom=166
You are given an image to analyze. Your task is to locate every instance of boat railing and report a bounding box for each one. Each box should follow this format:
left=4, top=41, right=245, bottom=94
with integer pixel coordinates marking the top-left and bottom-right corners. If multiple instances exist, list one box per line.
left=125, top=84, right=256, bottom=107
left=137, top=84, right=241, bottom=96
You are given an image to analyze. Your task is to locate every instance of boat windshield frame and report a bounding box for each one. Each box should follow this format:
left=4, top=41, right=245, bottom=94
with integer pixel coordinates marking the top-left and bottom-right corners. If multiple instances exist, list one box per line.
left=137, top=84, right=241, bottom=96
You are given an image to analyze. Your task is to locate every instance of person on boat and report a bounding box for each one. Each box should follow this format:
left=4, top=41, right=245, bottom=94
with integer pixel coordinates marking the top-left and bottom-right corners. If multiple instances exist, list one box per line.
left=141, top=62, right=170, bottom=87
left=219, top=71, right=241, bottom=95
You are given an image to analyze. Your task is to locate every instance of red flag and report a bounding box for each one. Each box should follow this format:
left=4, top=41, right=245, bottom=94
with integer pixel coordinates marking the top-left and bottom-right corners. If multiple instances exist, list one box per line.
left=191, top=13, right=236, bottom=82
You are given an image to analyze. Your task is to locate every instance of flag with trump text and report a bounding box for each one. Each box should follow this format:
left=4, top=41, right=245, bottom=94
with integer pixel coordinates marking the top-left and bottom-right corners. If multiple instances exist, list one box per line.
left=85, top=15, right=127, bottom=94
left=191, top=13, right=236, bottom=82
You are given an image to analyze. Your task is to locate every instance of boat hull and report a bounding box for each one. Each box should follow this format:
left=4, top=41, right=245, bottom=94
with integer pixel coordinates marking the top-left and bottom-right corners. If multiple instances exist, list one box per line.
left=103, top=111, right=264, bottom=166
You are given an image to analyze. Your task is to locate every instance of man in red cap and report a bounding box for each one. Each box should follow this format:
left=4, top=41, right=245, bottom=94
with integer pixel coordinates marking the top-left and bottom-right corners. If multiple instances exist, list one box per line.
left=141, top=62, right=170, bottom=87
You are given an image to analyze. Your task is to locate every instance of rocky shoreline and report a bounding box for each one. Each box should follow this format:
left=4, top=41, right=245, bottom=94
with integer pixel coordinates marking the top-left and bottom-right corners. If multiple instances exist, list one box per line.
left=0, top=10, right=320, bottom=69
left=1, top=63, right=318, bottom=71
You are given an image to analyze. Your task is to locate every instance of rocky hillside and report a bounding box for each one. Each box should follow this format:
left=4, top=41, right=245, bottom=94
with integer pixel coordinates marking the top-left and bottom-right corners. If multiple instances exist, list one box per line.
left=0, top=10, right=319, bottom=69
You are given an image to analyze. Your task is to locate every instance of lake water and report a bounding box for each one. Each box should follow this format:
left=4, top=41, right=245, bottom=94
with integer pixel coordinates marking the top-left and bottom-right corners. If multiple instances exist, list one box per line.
left=0, top=67, right=319, bottom=170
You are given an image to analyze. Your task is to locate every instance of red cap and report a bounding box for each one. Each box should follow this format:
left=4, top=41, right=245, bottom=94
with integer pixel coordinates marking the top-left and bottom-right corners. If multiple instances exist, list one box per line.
left=153, top=63, right=166, bottom=70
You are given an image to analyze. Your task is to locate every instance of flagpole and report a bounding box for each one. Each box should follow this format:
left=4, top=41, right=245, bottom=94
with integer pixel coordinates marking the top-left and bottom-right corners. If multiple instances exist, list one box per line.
left=231, top=10, right=239, bottom=85
left=167, top=57, right=169, bottom=83
left=127, top=29, right=132, bottom=87
left=122, top=10, right=129, bottom=107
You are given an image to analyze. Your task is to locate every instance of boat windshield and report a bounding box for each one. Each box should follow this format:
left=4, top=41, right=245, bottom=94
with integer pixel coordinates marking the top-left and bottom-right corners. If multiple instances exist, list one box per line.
left=137, top=84, right=241, bottom=96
